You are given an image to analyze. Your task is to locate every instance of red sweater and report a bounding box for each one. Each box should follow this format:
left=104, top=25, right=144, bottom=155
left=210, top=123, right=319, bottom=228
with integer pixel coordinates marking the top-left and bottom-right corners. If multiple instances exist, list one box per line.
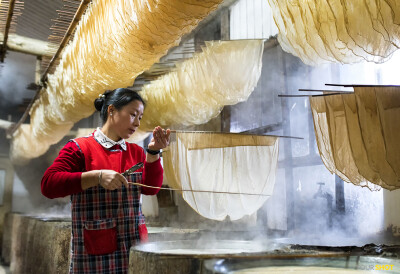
left=41, top=138, right=163, bottom=199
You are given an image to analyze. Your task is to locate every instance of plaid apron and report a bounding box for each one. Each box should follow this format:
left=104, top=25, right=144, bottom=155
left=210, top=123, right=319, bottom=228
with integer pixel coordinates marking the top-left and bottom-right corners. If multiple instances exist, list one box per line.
left=69, top=172, right=146, bottom=274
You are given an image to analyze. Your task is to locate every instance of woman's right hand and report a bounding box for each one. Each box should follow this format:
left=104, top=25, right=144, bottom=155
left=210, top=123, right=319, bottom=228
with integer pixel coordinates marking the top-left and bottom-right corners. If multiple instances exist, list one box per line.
left=99, top=170, right=129, bottom=190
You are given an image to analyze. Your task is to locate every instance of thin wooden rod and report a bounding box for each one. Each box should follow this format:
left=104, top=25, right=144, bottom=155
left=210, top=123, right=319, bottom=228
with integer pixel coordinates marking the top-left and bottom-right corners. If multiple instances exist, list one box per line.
left=279, top=94, right=311, bottom=97
left=311, top=92, right=352, bottom=97
left=166, top=130, right=304, bottom=140
left=325, top=83, right=400, bottom=88
left=1, top=0, right=17, bottom=62
left=298, top=89, right=353, bottom=93
left=41, top=0, right=91, bottom=83
left=56, top=10, right=76, bottom=15
left=279, top=93, right=348, bottom=98
left=128, top=182, right=271, bottom=197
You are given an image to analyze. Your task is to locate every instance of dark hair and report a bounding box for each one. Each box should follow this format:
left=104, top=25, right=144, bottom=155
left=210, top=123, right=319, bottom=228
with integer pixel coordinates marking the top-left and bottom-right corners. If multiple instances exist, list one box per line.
left=94, top=88, right=145, bottom=123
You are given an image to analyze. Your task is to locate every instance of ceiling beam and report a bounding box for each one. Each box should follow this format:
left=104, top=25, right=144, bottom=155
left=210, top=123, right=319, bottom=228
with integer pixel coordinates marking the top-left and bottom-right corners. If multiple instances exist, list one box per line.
left=0, top=33, right=55, bottom=57
left=0, top=119, right=14, bottom=130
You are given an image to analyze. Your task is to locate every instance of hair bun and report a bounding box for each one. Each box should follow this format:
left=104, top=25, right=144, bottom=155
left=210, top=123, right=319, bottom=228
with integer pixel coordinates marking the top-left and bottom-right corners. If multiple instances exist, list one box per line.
left=94, top=97, right=105, bottom=111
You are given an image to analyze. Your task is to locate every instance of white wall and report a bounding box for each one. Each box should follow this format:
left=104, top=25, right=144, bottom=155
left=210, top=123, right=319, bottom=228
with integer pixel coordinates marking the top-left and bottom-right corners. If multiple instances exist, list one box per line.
left=230, top=0, right=278, bottom=40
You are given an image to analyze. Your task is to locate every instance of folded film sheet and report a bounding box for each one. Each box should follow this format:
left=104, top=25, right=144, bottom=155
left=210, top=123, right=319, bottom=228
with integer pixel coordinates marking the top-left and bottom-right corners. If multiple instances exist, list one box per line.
left=310, top=86, right=400, bottom=190
left=163, top=132, right=279, bottom=221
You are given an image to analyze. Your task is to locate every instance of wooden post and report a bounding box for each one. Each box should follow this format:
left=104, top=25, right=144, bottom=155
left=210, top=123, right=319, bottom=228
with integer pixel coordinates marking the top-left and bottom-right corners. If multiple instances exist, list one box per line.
left=335, top=175, right=345, bottom=214
left=279, top=47, right=295, bottom=232
left=220, top=7, right=231, bottom=132
left=35, top=57, right=42, bottom=84
left=0, top=158, right=15, bottom=250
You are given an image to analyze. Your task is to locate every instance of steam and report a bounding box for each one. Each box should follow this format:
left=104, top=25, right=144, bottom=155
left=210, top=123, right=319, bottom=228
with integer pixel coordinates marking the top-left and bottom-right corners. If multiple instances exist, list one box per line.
left=228, top=43, right=390, bottom=246
left=3, top=40, right=398, bottom=249
left=0, top=52, right=36, bottom=114
left=160, top=43, right=393, bottom=247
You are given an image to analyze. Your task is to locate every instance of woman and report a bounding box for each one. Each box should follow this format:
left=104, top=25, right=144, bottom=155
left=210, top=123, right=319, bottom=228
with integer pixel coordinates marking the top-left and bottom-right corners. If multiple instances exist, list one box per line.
left=41, top=88, right=170, bottom=273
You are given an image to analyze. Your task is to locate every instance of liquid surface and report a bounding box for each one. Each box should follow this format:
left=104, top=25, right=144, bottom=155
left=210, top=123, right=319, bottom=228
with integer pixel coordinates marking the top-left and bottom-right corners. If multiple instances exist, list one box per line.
left=232, top=266, right=373, bottom=273
left=157, top=248, right=255, bottom=255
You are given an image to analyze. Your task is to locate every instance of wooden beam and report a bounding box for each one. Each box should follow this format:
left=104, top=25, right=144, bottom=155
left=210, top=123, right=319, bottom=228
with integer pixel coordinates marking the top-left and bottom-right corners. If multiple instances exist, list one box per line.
left=0, top=0, right=16, bottom=62
left=0, top=119, right=14, bottom=130
left=0, top=33, right=55, bottom=57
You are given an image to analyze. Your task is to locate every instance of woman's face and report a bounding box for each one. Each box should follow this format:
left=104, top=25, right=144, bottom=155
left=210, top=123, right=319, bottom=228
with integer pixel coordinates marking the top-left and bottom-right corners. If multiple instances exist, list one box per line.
left=110, top=100, right=144, bottom=139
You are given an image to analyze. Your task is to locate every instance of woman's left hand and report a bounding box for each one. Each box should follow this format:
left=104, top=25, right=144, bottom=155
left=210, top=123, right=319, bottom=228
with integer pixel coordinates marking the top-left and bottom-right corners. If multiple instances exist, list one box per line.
left=148, top=126, right=171, bottom=151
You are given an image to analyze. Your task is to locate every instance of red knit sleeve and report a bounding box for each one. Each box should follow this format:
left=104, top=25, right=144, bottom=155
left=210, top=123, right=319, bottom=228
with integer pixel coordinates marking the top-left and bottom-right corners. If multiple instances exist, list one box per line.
left=41, top=140, right=85, bottom=199
left=141, top=151, right=163, bottom=196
